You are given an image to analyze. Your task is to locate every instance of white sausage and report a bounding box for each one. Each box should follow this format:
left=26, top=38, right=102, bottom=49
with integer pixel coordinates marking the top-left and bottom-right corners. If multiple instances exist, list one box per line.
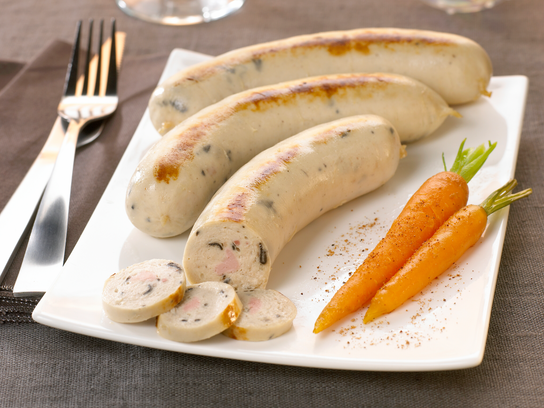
left=183, top=115, right=403, bottom=290
left=156, top=282, right=242, bottom=343
left=149, top=28, right=491, bottom=134
left=127, top=73, right=453, bottom=238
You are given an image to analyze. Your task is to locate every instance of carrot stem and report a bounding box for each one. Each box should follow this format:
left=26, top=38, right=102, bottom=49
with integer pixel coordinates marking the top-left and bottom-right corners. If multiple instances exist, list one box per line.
left=444, top=139, right=497, bottom=183
left=480, top=179, right=532, bottom=216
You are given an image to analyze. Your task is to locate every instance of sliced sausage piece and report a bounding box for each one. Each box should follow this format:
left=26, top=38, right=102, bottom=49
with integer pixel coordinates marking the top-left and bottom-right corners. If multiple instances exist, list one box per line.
left=183, top=115, right=403, bottom=290
left=102, top=259, right=185, bottom=323
left=223, top=289, right=297, bottom=341
left=156, top=282, right=242, bottom=342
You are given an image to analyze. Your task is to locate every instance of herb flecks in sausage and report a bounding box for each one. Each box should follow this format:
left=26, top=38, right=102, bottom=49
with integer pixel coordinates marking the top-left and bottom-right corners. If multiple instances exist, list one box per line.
left=258, top=199, right=277, bottom=214
left=252, top=58, right=263, bottom=71
left=259, top=243, right=268, bottom=265
left=209, top=242, right=223, bottom=250
left=202, top=144, right=211, bottom=153
left=143, top=284, right=153, bottom=295
left=171, top=100, right=188, bottom=113
left=160, top=99, right=188, bottom=113
left=167, top=262, right=182, bottom=272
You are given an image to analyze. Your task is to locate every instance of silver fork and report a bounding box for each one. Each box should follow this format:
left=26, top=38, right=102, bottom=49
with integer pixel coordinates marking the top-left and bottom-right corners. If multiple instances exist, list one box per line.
left=13, top=19, right=119, bottom=297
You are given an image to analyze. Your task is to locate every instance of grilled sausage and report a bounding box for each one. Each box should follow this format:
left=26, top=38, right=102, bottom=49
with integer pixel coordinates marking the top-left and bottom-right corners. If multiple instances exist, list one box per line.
left=127, top=73, right=453, bottom=238
left=149, top=28, right=491, bottom=134
left=183, top=115, right=403, bottom=290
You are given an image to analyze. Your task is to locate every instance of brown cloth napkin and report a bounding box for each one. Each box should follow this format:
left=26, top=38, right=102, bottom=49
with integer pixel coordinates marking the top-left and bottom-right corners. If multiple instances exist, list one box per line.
left=0, top=40, right=168, bottom=323
left=0, top=60, right=24, bottom=90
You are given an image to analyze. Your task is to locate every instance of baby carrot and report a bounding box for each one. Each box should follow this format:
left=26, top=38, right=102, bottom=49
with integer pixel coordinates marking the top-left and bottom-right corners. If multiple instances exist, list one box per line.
left=364, top=180, right=532, bottom=323
left=313, top=139, right=496, bottom=334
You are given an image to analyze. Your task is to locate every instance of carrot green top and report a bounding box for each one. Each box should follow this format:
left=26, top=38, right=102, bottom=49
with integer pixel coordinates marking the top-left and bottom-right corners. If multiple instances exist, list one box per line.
left=443, top=139, right=497, bottom=183
left=480, top=179, right=532, bottom=216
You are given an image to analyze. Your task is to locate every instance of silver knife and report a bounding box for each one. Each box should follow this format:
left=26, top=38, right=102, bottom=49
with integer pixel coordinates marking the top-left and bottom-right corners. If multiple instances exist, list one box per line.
left=0, top=118, right=66, bottom=285
left=0, top=118, right=103, bottom=286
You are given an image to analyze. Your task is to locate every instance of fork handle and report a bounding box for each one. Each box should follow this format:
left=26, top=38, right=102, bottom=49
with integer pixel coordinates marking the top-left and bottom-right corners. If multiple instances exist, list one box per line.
left=13, top=120, right=83, bottom=297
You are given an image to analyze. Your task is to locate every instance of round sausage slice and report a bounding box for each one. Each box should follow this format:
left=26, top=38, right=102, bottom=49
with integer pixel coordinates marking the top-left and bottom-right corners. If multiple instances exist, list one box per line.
left=223, top=289, right=297, bottom=341
left=102, top=259, right=186, bottom=323
left=157, top=282, right=242, bottom=342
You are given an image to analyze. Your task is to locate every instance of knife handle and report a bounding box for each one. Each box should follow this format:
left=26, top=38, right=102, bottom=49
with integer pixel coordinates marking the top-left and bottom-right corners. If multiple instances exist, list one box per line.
left=0, top=117, right=65, bottom=285
left=13, top=120, right=83, bottom=297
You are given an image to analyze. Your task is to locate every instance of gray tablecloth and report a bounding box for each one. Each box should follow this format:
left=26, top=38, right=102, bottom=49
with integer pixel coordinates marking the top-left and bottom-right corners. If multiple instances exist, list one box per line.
left=1, top=0, right=543, bottom=406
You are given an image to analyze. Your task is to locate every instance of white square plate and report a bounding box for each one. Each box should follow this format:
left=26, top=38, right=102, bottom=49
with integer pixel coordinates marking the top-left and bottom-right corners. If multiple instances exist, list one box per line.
left=33, top=48, right=528, bottom=371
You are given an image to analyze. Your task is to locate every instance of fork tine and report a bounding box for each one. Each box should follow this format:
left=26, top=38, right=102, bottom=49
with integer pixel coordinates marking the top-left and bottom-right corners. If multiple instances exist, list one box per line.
left=94, top=20, right=104, bottom=96
left=105, top=18, right=118, bottom=97
left=82, top=19, right=93, bottom=96
left=63, top=20, right=82, bottom=97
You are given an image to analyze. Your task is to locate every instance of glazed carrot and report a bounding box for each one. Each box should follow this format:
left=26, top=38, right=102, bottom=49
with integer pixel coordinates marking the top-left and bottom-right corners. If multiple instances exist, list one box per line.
left=313, top=139, right=496, bottom=334
left=364, top=180, right=532, bottom=323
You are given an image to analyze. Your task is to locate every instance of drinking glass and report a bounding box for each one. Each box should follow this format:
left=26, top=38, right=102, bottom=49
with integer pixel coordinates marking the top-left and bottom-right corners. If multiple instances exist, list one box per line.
left=116, top=0, right=245, bottom=25
left=419, top=0, right=504, bottom=14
